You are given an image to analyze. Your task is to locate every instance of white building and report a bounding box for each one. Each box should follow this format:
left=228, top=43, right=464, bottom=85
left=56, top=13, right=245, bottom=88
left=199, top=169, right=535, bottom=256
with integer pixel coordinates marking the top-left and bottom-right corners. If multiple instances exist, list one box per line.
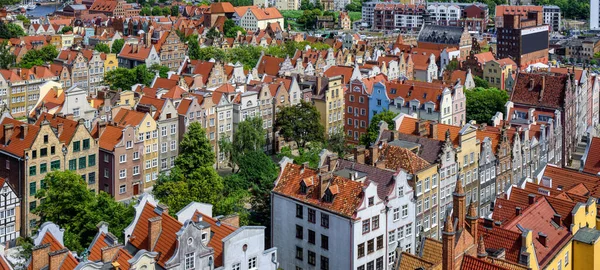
left=592, top=0, right=600, bottom=30
left=238, top=7, right=284, bottom=32
left=543, top=5, right=561, bottom=32
left=272, top=154, right=416, bottom=270
left=0, top=178, right=19, bottom=248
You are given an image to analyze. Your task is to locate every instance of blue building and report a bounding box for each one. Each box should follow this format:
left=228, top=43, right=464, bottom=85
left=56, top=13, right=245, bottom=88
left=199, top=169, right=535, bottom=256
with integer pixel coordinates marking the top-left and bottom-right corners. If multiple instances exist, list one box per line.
left=368, top=81, right=391, bottom=121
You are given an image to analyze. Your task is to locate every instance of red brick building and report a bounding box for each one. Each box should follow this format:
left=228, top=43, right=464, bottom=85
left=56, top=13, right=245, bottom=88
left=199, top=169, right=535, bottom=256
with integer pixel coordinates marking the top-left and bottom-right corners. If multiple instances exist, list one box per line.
left=496, top=11, right=549, bottom=69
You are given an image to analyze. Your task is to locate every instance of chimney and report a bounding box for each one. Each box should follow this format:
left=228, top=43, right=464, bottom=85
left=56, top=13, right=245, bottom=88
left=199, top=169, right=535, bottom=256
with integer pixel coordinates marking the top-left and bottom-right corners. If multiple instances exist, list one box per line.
left=369, top=145, right=379, bottom=166
left=538, top=232, right=547, bottom=247
left=98, top=121, right=107, bottom=136
left=354, top=146, right=365, bottom=164
left=3, top=124, right=13, bottom=144
left=417, top=120, right=429, bottom=137
left=156, top=203, right=169, bottom=215
left=515, top=207, right=521, bottom=216
left=553, top=214, right=561, bottom=225
left=327, top=154, right=338, bottom=171
left=57, top=123, right=64, bottom=136
left=528, top=78, right=535, bottom=91
left=48, top=248, right=69, bottom=270
left=430, top=122, right=438, bottom=140
left=483, top=218, right=493, bottom=229
left=101, top=245, right=122, bottom=263
left=147, top=216, right=162, bottom=252
left=31, top=243, right=51, bottom=270
left=319, top=172, right=333, bottom=199
left=528, top=194, right=536, bottom=205
left=300, top=162, right=309, bottom=173
left=219, top=214, right=240, bottom=228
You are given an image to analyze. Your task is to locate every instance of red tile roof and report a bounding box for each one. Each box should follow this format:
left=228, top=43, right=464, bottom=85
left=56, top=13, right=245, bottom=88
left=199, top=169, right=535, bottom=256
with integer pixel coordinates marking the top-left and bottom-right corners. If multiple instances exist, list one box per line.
left=478, top=220, right=523, bottom=263
left=256, top=55, right=284, bottom=76
left=191, top=211, right=236, bottom=267
left=28, top=232, right=78, bottom=270
left=583, top=137, right=600, bottom=175
left=273, top=163, right=364, bottom=219
left=99, top=125, right=124, bottom=151
left=323, top=66, right=354, bottom=84
left=113, top=109, right=147, bottom=127
left=210, top=2, right=235, bottom=13
left=34, top=112, right=80, bottom=145
left=543, top=165, right=600, bottom=198
left=510, top=73, right=568, bottom=110
left=461, top=255, right=510, bottom=270
left=0, top=118, right=40, bottom=158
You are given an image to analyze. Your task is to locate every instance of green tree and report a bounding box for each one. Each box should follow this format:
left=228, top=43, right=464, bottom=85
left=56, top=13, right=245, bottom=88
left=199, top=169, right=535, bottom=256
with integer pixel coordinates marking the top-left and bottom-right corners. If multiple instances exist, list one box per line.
left=153, top=123, right=225, bottom=214
left=326, top=129, right=350, bottom=157
left=94, top=43, right=111, bottom=53
left=465, top=87, right=509, bottom=125
left=206, top=27, right=220, bottom=39
left=111, top=39, right=125, bottom=54
left=226, top=45, right=263, bottom=70
left=151, top=6, right=162, bottom=15
left=133, top=64, right=154, bottom=86
left=275, top=101, right=325, bottom=148
left=16, top=14, right=31, bottom=25
left=162, top=6, right=171, bottom=16
left=19, top=45, right=58, bottom=68
left=140, top=6, right=151, bottom=15
left=473, top=75, right=490, bottom=88
left=34, top=171, right=133, bottom=252
left=149, top=64, right=170, bottom=78
left=188, top=39, right=202, bottom=60
left=223, top=19, right=246, bottom=38
left=197, top=46, right=226, bottom=61
left=0, top=22, right=26, bottom=39
left=220, top=117, right=266, bottom=171
left=171, top=5, right=179, bottom=16
left=104, top=68, right=136, bottom=90
left=360, top=110, right=398, bottom=146
left=445, top=59, right=459, bottom=73
left=58, top=26, right=73, bottom=34
left=0, top=0, right=20, bottom=6
left=0, top=41, right=16, bottom=69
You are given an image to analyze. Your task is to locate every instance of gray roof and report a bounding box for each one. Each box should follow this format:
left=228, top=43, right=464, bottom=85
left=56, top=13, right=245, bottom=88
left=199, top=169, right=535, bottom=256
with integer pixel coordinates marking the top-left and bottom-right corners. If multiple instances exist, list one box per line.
left=379, top=131, right=443, bottom=164
left=573, top=227, right=600, bottom=244
left=68, top=4, right=87, bottom=10
left=336, top=159, right=395, bottom=200
left=418, top=25, right=465, bottom=45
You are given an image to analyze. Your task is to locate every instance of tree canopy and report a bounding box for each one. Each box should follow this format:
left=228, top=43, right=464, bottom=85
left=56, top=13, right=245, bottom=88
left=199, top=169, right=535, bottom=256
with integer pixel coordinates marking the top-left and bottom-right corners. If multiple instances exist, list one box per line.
left=153, top=122, right=241, bottom=216
left=465, top=87, right=509, bottom=125
left=19, top=45, right=59, bottom=68
left=104, top=65, right=154, bottom=90
left=34, top=171, right=134, bottom=253
left=0, top=22, right=26, bottom=39
left=58, top=26, right=73, bottom=34
left=223, top=19, right=246, bottom=38
left=219, top=117, right=266, bottom=170
left=0, top=41, right=16, bottom=69
left=275, top=101, right=325, bottom=148
left=111, top=39, right=125, bottom=54
left=94, top=43, right=111, bottom=54
left=360, top=110, right=398, bottom=146
left=149, top=64, right=170, bottom=78
left=473, top=75, right=490, bottom=88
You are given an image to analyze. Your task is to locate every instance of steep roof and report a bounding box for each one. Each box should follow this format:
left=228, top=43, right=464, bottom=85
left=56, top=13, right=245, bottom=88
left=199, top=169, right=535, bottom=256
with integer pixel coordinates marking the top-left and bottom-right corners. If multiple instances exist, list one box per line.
left=273, top=163, right=364, bottom=219
left=0, top=118, right=40, bottom=157
left=99, top=125, right=124, bottom=151
left=336, top=159, right=395, bottom=201
left=478, top=220, right=523, bottom=263
left=510, top=72, right=568, bottom=110
left=191, top=211, right=236, bottom=267
left=34, top=113, right=80, bottom=145
left=418, top=25, right=465, bottom=45
left=249, top=7, right=283, bottom=20
left=461, top=255, right=510, bottom=270
left=323, top=66, right=353, bottom=84
left=28, top=232, right=78, bottom=270
left=210, top=2, right=235, bottom=13
left=543, top=165, right=600, bottom=198
left=113, top=109, right=147, bottom=127
left=376, top=143, right=432, bottom=174
left=256, top=55, right=284, bottom=76
left=583, top=137, right=600, bottom=175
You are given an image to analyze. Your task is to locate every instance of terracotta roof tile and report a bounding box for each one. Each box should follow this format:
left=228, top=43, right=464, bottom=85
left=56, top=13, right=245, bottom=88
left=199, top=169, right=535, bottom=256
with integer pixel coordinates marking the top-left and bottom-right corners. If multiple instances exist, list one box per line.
left=478, top=220, right=523, bottom=263
left=34, top=112, right=80, bottom=145
left=373, top=143, right=431, bottom=174
left=323, top=66, right=354, bottom=84
left=543, top=165, right=600, bottom=198
left=398, top=252, right=435, bottom=270
left=191, top=211, right=236, bottom=267
left=256, top=55, right=284, bottom=76
left=510, top=72, right=568, bottom=110
left=113, top=109, right=147, bottom=127
left=0, top=118, right=40, bottom=157
left=99, top=125, right=124, bottom=151
left=461, top=255, right=510, bottom=270
left=583, top=137, right=600, bottom=175
left=420, top=238, right=443, bottom=264
left=273, top=163, right=364, bottom=219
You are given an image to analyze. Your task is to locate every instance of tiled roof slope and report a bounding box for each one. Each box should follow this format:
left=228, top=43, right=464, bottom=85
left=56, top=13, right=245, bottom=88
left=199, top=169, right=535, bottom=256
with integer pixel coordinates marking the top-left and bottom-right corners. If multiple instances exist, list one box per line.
left=373, top=143, right=432, bottom=174
left=478, top=220, right=523, bottom=263
left=273, top=163, right=364, bottom=219
left=510, top=72, right=568, bottom=109
left=336, top=159, right=395, bottom=201
left=583, top=137, right=600, bottom=175
left=191, top=211, right=236, bottom=267
left=0, top=117, right=40, bottom=157
left=543, top=165, right=600, bottom=198
left=34, top=112, right=79, bottom=145
left=462, top=255, right=510, bottom=270
left=99, top=125, right=124, bottom=151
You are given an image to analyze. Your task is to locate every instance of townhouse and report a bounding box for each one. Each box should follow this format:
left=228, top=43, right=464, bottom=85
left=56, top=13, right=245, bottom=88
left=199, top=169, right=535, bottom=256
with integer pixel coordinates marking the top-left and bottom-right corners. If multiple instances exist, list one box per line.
left=0, top=66, right=58, bottom=118
left=313, top=76, right=345, bottom=137
left=237, top=7, right=284, bottom=32
left=272, top=154, right=416, bottom=270
left=0, top=178, right=20, bottom=248
left=31, top=82, right=97, bottom=130
left=112, top=108, right=159, bottom=189
left=0, top=114, right=97, bottom=236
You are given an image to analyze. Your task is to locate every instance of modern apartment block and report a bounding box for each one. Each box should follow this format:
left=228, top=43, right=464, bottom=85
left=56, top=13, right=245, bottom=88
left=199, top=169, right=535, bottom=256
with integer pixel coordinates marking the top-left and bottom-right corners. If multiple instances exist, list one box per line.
left=496, top=11, right=549, bottom=69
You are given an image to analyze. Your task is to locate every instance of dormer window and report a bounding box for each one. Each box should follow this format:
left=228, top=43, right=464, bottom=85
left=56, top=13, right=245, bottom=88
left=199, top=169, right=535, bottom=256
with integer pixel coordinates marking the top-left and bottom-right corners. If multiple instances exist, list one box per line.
left=323, top=184, right=339, bottom=203
left=300, top=177, right=314, bottom=194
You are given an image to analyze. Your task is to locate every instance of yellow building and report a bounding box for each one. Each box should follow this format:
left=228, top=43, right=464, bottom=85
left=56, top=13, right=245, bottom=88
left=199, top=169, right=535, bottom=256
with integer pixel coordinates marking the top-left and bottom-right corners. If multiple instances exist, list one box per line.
left=573, top=227, right=600, bottom=270
left=104, top=53, right=118, bottom=75
left=483, top=58, right=516, bottom=90
left=112, top=108, right=158, bottom=189
left=313, top=75, right=344, bottom=138
left=61, top=33, right=74, bottom=49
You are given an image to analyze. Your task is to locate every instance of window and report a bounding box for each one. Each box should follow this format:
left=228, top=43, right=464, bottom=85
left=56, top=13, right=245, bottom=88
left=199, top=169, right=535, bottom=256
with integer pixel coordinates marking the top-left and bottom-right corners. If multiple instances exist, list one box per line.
left=171, top=140, right=176, bottom=151
left=83, top=139, right=90, bottom=150
left=119, top=185, right=126, bottom=194
left=29, top=165, right=36, bottom=176
left=368, top=197, right=374, bottom=206
left=367, top=239, right=374, bottom=254
left=367, top=261, right=374, bottom=270
left=296, top=204, right=303, bottom=218
left=321, top=213, right=329, bottom=228
left=564, top=251, right=569, bottom=266
left=308, top=251, right=316, bottom=265
left=79, top=157, right=86, bottom=169
left=296, top=246, right=303, bottom=260
left=376, top=257, right=383, bottom=270
left=119, top=169, right=126, bottom=179
left=171, top=124, right=176, bottom=134
left=50, top=160, right=60, bottom=171
left=184, top=253, right=194, bottom=269
left=377, top=235, right=383, bottom=250
left=119, top=155, right=126, bottom=163
left=30, top=201, right=36, bottom=211
left=372, top=216, right=379, bottom=230
left=296, top=225, right=303, bottom=239
left=362, top=219, right=370, bottom=233
left=248, top=257, right=257, bottom=269
left=69, top=159, right=76, bottom=170
left=321, top=234, right=328, bottom=250
left=73, top=141, right=80, bottom=152
left=389, top=230, right=396, bottom=244
left=358, top=243, right=365, bottom=258
left=40, top=163, right=47, bottom=174
left=161, top=143, right=167, bottom=153
left=406, top=223, right=412, bottom=237
left=40, top=148, right=47, bottom=157
left=29, top=182, right=36, bottom=196
left=308, top=209, right=315, bottom=223
left=133, top=151, right=139, bottom=160
left=402, top=204, right=409, bottom=218
left=308, top=230, right=315, bottom=244
left=393, top=208, right=400, bottom=221
left=320, top=256, right=329, bottom=270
